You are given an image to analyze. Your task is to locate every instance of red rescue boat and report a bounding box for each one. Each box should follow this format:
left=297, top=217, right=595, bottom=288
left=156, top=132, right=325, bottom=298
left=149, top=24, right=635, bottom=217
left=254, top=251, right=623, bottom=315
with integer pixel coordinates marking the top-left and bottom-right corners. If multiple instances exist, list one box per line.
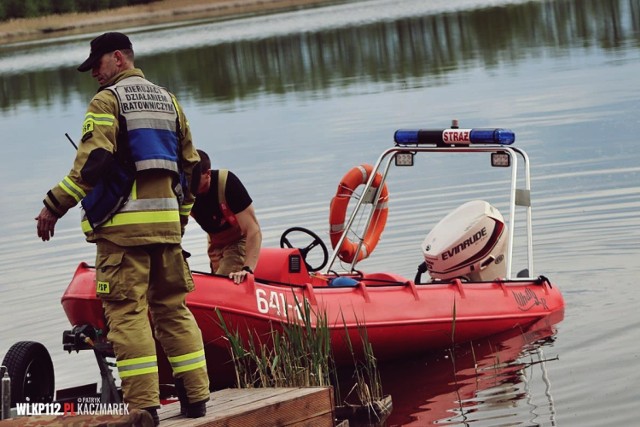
left=59, top=122, right=564, bottom=391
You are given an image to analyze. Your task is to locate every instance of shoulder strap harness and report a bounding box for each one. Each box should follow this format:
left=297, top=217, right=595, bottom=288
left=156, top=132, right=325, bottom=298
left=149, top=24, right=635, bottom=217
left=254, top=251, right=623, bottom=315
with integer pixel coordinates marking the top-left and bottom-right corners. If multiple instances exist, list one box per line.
left=217, top=169, right=238, bottom=228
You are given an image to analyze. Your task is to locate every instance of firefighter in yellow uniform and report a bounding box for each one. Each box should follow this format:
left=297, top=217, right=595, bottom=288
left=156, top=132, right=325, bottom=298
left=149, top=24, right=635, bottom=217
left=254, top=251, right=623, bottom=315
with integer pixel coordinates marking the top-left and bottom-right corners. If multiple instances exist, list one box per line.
left=35, top=32, right=209, bottom=425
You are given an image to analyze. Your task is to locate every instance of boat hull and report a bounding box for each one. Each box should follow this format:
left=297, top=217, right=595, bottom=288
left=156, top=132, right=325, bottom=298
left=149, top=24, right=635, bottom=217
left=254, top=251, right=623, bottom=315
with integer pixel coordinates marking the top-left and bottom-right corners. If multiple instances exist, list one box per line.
left=61, top=250, right=564, bottom=388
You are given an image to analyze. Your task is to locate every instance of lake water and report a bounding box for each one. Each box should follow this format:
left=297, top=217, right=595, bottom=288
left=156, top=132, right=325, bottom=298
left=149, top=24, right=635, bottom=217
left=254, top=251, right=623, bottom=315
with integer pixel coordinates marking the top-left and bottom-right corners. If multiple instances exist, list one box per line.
left=1, top=0, right=639, bottom=425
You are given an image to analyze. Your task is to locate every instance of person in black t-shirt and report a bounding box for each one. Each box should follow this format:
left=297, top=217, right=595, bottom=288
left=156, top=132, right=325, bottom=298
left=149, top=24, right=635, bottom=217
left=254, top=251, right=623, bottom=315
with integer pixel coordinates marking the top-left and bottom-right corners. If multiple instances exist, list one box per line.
left=191, top=149, right=262, bottom=283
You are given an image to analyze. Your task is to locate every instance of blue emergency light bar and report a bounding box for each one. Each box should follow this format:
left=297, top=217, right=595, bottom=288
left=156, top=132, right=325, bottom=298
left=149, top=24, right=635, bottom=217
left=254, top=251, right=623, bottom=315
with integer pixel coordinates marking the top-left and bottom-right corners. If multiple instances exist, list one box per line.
left=394, top=128, right=515, bottom=146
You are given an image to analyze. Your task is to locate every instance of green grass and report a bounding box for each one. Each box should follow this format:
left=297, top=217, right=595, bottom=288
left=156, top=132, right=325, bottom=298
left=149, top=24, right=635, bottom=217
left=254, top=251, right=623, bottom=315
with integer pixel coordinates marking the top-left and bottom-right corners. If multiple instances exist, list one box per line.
left=215, top=298, right=385, bottom=409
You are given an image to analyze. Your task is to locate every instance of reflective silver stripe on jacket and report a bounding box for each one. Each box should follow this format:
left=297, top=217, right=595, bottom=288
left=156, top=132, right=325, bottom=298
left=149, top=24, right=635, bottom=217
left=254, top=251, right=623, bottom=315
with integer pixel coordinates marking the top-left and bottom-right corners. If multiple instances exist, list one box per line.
left=82, top=197, right=179, bottom=220
left=119, top=197, right=179, bottom=213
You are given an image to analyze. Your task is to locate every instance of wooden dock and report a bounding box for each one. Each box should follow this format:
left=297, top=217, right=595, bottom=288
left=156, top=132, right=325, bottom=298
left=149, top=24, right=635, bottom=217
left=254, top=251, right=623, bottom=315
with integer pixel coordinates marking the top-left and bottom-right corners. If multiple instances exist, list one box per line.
left=160, top=387, right=336, bottom=426
left=0, top=387, right=338, bottom=427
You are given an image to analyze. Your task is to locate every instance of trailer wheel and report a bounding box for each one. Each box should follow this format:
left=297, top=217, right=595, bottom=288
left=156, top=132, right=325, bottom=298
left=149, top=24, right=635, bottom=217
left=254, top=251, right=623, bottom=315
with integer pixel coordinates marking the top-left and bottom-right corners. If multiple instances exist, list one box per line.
left=2, top=341, right=55, bottom=405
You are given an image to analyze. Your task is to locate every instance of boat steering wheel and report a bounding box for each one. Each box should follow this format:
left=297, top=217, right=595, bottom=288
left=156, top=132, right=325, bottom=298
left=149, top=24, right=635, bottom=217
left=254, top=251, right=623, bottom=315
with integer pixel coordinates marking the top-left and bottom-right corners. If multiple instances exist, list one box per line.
left=280, top=227, right=329, bottom=272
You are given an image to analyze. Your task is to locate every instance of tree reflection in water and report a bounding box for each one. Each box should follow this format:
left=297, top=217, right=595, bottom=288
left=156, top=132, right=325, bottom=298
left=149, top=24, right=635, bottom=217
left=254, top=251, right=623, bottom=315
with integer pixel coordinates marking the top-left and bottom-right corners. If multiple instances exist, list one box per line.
left=1, top=0, right=637, bottom=110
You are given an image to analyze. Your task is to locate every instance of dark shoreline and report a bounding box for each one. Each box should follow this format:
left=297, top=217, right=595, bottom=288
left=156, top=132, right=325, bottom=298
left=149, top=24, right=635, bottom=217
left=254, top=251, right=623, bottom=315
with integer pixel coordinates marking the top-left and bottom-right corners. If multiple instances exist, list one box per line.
left=0, top=0, right=340, bottom=46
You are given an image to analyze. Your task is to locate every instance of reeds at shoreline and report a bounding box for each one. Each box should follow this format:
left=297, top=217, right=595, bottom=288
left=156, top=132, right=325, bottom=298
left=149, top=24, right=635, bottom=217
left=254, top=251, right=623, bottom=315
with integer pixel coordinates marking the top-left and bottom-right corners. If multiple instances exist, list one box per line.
left=215, top=298, right=390, bottom=416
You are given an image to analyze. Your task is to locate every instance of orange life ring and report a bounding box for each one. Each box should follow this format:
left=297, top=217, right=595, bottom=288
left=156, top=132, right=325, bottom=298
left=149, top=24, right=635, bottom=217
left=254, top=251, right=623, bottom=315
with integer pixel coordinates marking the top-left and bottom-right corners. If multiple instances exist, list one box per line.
left=329, top=164, right=389, bottom=263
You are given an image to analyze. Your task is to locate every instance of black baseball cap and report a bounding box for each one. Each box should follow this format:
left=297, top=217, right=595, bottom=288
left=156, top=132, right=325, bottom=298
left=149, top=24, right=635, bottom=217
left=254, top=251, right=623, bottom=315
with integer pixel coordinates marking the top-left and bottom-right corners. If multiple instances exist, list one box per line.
left=77, top=32, right=132, bottom=72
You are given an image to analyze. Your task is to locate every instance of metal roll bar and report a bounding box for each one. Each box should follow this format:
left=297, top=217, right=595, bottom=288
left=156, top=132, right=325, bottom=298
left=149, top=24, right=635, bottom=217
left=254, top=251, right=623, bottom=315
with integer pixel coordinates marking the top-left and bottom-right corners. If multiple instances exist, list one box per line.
left=323, top=144, right=534, bottom=280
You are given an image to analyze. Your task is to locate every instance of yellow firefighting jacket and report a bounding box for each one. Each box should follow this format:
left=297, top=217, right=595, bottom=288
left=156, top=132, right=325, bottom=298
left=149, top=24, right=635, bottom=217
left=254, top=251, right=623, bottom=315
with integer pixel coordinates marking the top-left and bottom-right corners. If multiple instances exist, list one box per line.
left=43, top=68, right=199, bottom=246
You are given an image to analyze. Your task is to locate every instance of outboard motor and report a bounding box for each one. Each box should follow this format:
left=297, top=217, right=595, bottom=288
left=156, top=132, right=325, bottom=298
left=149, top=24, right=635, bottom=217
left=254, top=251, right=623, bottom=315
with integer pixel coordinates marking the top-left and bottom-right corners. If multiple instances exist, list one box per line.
left=421, top=200, right=508, bottom=281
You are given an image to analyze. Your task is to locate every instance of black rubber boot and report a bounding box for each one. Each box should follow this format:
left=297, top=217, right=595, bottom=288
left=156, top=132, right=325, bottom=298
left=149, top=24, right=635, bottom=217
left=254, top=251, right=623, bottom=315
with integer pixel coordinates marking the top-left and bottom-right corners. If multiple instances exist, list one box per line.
left=142, top=407, right=160, bottom=426
left=175, top=378, right=207, bottom=418
left=184, top=399, right=207, bottom=418
left=174, top=378, right=189, bottom=416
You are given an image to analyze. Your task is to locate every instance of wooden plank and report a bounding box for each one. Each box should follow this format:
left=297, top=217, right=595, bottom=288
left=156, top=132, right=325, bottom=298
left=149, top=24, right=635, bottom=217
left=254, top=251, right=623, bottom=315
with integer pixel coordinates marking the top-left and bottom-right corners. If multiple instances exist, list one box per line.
left=159, top=388, right=296, bottom=422
left=0, top=408, right=153, bottom=426
left=0, top=387, right=336, bottom=427
left=162, top=387, right=334, bottom=427
left=160, top=387, right=335, bottom=427
left=217, top=388, right=333, bottom=427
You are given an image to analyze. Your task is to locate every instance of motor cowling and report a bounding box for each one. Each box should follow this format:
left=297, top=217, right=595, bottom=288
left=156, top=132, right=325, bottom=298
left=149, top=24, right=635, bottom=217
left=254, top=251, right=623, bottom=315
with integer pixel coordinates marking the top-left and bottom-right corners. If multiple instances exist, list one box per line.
left=421, top=200, right=508, bottom=281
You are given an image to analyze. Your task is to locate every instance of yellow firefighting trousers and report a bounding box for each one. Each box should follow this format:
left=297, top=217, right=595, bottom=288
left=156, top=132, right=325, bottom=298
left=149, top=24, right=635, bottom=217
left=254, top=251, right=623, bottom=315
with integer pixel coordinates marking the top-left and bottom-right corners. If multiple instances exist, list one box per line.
left=95, top=239, right=210, bottom=409
left=207, top=235, right=246, bottom=275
